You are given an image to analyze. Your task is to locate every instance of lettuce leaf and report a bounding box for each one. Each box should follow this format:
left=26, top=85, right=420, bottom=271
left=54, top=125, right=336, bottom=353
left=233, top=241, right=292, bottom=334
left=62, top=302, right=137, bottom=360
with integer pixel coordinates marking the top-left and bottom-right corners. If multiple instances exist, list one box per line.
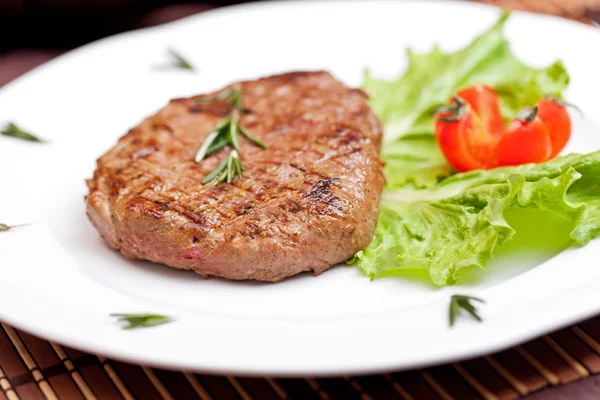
left=363, top=12, right=569, bottom=143
left=350, top=152, right=600, bottom=286
left=383, top=137, right=452, bottom=190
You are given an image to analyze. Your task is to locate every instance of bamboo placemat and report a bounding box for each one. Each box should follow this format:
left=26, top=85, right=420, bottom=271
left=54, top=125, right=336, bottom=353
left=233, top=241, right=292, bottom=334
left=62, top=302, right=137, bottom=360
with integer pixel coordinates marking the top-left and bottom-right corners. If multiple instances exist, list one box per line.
left=1, top=1, right=600, bottom=399
left=0, top=318, right=599, bottom=399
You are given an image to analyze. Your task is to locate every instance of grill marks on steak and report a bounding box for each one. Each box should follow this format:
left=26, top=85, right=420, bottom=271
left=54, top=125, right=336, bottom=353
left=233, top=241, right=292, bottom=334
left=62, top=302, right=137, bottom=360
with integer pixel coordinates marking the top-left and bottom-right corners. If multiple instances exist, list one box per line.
left=86, top=71, right=384, bottom=281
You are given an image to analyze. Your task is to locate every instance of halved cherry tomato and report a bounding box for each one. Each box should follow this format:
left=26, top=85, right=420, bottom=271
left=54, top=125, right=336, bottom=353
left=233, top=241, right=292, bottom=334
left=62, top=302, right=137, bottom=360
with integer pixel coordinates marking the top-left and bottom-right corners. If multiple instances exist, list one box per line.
left=537, top=98, right=571, bottom=158
left=435, top=85, right=503, bottom=171
left=435, top=86, right=572, bottom=171
left=436, top=105, right=488, bottom=172
left=455, top=85, right=505, bottom=139
left=493, top=106, right=552, bottom=167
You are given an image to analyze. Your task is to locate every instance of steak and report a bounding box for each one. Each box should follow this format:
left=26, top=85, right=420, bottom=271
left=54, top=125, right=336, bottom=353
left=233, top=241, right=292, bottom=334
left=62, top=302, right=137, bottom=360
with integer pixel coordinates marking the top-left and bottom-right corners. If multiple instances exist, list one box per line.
left=86, top=71, right=384, bottom=281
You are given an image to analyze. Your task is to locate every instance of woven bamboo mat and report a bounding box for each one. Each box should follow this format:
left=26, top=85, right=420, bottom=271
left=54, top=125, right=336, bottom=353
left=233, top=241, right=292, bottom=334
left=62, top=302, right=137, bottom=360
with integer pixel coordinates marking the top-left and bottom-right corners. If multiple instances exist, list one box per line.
left=0, top=319, right=598, bottom=399
left=1, top=1, right=600, bottom=399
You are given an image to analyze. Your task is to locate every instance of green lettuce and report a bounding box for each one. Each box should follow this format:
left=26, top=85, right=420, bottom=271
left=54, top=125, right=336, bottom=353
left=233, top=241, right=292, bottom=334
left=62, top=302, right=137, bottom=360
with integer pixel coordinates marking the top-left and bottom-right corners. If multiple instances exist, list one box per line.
left=351, top=152, right=600, bottom=286
left=382, top=137, right=452, bottom=190
left=364, top=12, right=569, bottom=143
left=351, top=12, right=589, bottom=286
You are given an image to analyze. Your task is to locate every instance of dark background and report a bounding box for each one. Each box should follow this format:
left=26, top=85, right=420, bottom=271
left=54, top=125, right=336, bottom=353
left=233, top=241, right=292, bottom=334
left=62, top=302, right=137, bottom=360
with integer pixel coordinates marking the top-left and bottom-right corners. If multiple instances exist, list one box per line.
left=0, top=0, right=254, bottom=85
left=0, top=1, right=258, bottom=50
left=1, top=0, right=598, bottom=51
left=1, top=0, right=598, bottom=87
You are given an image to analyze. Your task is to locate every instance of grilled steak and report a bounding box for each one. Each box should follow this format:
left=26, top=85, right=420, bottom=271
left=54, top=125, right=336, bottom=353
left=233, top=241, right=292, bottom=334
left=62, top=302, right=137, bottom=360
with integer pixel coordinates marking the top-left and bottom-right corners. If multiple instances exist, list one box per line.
left=86, top=71, right=384, bottom=281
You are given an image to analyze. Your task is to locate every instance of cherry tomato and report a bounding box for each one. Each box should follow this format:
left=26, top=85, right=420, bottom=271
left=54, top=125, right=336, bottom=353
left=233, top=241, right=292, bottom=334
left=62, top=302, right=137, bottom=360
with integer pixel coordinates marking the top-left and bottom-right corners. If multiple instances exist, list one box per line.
left=455, top=85, right=505, bottom=139
left=435, top=85, right=503, bottom=171
left=537, top=98, right=571, bottom=158
left=436, top=107, right=487, bottom=172
left=493, top=107, right=552, bottom=167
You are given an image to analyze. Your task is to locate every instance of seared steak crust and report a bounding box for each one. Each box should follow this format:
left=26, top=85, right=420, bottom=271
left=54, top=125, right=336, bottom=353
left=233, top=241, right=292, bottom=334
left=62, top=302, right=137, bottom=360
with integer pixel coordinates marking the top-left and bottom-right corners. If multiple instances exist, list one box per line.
left=86, top=71, right=384, bottom=281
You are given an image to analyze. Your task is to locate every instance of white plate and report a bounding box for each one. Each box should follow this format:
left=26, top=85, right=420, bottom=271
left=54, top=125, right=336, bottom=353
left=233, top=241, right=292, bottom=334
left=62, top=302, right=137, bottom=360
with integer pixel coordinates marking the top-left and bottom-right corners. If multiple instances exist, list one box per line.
left=1, top=0, right=600, bottom=376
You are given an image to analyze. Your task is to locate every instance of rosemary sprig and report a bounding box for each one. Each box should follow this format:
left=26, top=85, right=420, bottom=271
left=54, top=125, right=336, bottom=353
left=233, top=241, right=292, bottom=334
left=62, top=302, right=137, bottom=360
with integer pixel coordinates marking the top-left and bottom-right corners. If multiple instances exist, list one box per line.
left=449, top=294, right=485, bottom=327
left=155, top=48, right=195, bottom=71
left=194, top=86, right=266, bottom=184
left=110, top=313, right=172, bottom=330
left=1, top=122, right=45, bottom=142
left=201, top=150, right=245, bottom=185
left=0, top=223, right=29, bottom=232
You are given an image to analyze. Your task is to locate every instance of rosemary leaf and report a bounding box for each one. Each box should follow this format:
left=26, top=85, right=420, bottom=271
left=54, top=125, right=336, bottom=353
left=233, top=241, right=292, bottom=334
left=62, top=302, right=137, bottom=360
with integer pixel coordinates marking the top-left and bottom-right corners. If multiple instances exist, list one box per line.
left=0, top=223, right=29, bottom=232
left=195, top=131, right=219, bottom=163
left=226, top=154, right=234, bottom=183
left=111, top=313, right=172, bottom=329
left=194, top=88, right=234, bottom=105
left=214, top=169, right=228, bottom=186
left=1, top=122, right=45, bottom=142
left=203, top=151, right=244, bottom=185
left=196, top=118, right=232, bottom=162
left=170, top=48, right=193, bottom=70
left=449, top=295, right=484, bottom=327
left=154, top=48, right=195, bottom=71
left=206, top=134, right=229, bottom=156
left=229, top=112, right=241, bottom=153
left=235, top=157, right=245, bottom=177
left=231, top=87, right=242, bottom=109
left=202, top=156, right=230, bottom=184
left=239, top=125, right=266, bottom=148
